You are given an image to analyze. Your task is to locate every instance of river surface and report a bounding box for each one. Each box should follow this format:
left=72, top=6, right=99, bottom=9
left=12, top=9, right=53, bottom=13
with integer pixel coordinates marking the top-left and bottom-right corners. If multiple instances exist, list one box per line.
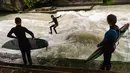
left=0, top=5, right=130, bottom=64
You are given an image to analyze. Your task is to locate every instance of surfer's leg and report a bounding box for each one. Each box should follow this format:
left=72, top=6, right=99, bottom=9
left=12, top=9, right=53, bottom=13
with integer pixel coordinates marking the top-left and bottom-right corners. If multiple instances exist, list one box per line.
left=100, top=53, right=106, bottom=70
left=21, top=50, right=27, bottom=65
left=49, top=24, right=55, bottom=34
left=106, top=54, right=112, bottom=70
left=53, top=25, right=58, bottom=34
left=26, top=50, right=32, bottom=65
left=103, top=53, right=112, bottom=70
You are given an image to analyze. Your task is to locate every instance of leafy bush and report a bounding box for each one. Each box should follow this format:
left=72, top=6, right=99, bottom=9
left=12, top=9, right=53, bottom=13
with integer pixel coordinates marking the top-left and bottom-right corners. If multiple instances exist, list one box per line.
left=24, top=0, right=40, bottom=7
left=103, top=0, right=113, bottom=5
left=24, top=0, right=50, bottom=8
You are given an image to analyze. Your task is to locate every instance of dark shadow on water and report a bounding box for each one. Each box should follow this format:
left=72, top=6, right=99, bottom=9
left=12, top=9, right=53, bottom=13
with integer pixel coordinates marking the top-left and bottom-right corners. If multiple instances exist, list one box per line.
left=0, top=10, right=17, bottom=17
left=0, top=13, right=9, bottom=17
left=0, top=12, right=14, bottom=17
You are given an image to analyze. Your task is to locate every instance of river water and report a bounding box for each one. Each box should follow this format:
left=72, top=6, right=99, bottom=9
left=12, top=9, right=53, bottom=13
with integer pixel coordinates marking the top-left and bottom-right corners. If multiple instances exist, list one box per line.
left=0, top=5, right=130, bottom=64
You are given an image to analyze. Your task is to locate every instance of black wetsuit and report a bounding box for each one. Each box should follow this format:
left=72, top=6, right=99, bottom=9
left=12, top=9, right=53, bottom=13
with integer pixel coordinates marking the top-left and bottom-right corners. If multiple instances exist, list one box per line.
left=50, top=16, right=60, bottom=34
left=7, top=25, right=34, bottom=65
left=110, top=25, right=120, bottom=39
left=52, top=17, right=58, bottom=25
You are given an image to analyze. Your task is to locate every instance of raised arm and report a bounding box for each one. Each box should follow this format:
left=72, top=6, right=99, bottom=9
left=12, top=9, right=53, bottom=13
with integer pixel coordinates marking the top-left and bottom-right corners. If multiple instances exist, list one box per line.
left=7, top=28, right=16, bottom=38
left=56, top=15, right=61, bottom=18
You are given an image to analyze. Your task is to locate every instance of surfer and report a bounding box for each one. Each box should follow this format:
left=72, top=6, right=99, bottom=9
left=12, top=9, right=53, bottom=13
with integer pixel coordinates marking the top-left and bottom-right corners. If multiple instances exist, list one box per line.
left=7, top=17, right=35, bottom=65
left=49, top=15, right=61, bottom=34
left=97, top=14, right=118, bottom=70
left=109, top=14, right=120, bottom=44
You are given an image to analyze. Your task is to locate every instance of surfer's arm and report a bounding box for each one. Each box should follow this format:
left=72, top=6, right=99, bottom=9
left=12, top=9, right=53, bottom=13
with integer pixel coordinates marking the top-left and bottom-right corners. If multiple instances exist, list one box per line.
left=7, top=28, right=16, bottom=38
left=97, top=39, right=107, bottom=47
left=56, top=15, right=61, bottom=18
left=24, top=27, right=35, bottom=39
left=97, top=33, right=108, bottom=47
left=49, top=21, right=53, bottom=23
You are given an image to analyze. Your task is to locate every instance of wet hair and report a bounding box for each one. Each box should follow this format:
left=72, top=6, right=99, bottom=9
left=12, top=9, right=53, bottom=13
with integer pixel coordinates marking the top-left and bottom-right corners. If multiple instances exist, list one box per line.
left=15, top=17, right=21, bottom=24
left=107, top=14, right=117, bottom=25
left=51, top=15, right=54, bottom=18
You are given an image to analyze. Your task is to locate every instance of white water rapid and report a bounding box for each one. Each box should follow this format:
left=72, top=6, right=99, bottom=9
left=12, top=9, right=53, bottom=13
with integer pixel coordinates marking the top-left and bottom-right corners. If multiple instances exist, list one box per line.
left=0, top=5, right=130, bottom=64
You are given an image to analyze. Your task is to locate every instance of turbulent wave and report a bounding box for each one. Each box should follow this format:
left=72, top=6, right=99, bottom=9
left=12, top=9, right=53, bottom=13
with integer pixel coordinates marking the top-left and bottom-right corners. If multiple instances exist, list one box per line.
left=0, top=5, right=130, bottom=64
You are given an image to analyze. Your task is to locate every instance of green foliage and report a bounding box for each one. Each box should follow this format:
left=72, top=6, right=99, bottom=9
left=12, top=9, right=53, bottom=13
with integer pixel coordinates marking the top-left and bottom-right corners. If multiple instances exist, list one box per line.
left=103, top=0, right=113, bottom=5
left=106, top=0, right=113, bottom=4
left=24, top=0, right=41, bottom=8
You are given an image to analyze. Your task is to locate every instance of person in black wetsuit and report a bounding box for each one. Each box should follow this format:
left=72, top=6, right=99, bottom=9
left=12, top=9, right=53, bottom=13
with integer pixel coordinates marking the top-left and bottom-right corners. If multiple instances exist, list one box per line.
left=7, top=17, right=35, bottom=65
left=49, top=15, right=61, bottom=34
left=97, top=14, right=118, bottom=70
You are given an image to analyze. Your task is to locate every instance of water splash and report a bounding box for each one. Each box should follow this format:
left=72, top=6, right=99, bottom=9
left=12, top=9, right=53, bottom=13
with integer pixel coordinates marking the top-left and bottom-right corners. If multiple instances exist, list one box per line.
left=0, top=5, right=130, bottom=64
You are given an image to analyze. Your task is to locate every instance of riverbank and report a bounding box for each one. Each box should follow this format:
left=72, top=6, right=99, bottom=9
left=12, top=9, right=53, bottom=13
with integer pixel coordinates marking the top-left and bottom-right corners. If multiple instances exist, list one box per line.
left=27, top=5, right=93, bottom=13
left=0, top=60, right=129, bottom=73
left=23, top=3, right=130, bottom=13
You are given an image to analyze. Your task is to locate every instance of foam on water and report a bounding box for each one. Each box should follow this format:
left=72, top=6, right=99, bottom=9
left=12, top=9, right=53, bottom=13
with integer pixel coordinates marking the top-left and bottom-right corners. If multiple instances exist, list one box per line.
left=0, top=5, right=130, bottom=64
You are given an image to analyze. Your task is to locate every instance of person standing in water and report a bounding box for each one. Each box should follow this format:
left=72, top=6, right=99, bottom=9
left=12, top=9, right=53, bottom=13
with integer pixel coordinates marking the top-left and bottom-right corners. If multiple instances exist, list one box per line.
left=49, top=15, right=61, bottom=34
left=97, top=14, right=118, bottom=70
left=7, top=17, right=35, bottom=65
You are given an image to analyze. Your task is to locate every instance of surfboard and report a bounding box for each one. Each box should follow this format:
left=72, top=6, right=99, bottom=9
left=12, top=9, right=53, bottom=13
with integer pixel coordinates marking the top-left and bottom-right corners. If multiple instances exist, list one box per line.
left=85, top=23, right=129, bottom=62
left=2, top=38, right=48, bottom=50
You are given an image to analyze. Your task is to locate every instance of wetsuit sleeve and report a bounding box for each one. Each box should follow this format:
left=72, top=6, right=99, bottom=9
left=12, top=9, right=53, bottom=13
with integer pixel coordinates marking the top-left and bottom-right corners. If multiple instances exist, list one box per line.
left=49, top=21, right=53, bottom=23
left=7, top=28, right=16, bottom=38
left=24, top=27, right=35, bottom=38
left=97, top=30, right=117, bottom=47
left=97, top=32, right=108, bottom=47
left=56, top=15, right=61, bottom=18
